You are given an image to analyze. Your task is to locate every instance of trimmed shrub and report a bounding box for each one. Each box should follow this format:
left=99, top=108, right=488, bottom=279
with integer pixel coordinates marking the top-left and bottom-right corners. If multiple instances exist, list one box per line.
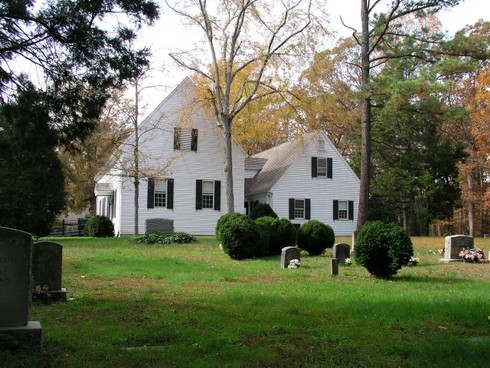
left=355, top=221, right=413, bottom=279
left=297, top=220, right=335, bottom=256
left=84, top=215, right=114, bottom=237
left=134, top=231, right=196, bottom=245
left=254, top=216, right=277, bottom=256
left=215, top=212, right=244, bottom=242
left=219, top=213, right=266, bottom=260
left=250, top=203, right=278, bottom=220
left=271, top=218, right=297, bottom=255
left=254, top=217, right=297, bottom=256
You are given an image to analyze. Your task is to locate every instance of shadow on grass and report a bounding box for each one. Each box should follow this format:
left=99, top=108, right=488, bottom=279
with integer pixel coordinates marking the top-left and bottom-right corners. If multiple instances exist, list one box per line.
left=394, top=273, right=467, bottom=284
left=15, top=285, right=489, bottom=368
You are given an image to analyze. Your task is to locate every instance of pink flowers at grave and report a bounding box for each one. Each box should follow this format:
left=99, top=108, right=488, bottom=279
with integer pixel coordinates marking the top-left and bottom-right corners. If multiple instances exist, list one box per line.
left=458, top=248, right=486, bottom=262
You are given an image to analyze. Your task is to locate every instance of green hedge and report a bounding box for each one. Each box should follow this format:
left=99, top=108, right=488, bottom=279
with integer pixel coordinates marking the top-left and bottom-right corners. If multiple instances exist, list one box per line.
left=297, top=220, right=334, bottom=256
left=84, top=215, right=114, bottom=237
left=355, top=221, right=413, bottom=279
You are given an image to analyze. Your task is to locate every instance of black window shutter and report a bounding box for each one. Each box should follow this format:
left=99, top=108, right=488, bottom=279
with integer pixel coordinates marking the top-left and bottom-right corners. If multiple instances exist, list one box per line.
left=195, top=180, right=202, bottom=210
left=333, top=200, right=339, bottom=220
left=311, top=157, right=317, bottom=178
left=147, top=178, right=155, bottom=209
left=305, top=199, right=311, bottom=219
left=289, top=198, right=295, bottom=219
left=214, top=180, right=221, bottom=211
left=348, top=200, right=354, bottom=220
left=327, top=158, right=333, bottom=178
left=167, top=179, right=174, bottom=209
left=174, top=128, right=181, bottom=150
left=191, top=129, right=198, bottom=151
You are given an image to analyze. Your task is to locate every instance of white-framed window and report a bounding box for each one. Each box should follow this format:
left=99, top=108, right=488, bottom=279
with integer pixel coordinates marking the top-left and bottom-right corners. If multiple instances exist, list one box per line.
left=196, top=180, right=221, bottom=211
left=202, top=180, right=214, bottom=209
left=148, top=178, right=174, bottom=209
left=338, top=200, right=348, bottom=220
left=294, top=199, right=305, bottom=219
left=312, top=157, right=332, bottom=178
left=317, top=158, right=327, bottom=177
left=154, top=180, right=167, bottom=207
left=289, top=198, right=311, bottom=220
left=333, top=200, right=354, bottom=221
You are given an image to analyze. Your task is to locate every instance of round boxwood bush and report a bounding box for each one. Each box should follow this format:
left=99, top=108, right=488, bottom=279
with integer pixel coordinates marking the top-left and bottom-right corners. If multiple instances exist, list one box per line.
left=355, top=220, right=413, bottom=279
left=215, top=212, right=244, bottom=242
left=254, top=216, right=276, bottom=256
left=250, top=203, right=278, bottom=220
left=297, top=220, right=335, bottom=256
left=219, top=213, right=266, bottom=260
left=84, top=215, right=114, bottom=237
left=272, top=218, right=297, bottom=255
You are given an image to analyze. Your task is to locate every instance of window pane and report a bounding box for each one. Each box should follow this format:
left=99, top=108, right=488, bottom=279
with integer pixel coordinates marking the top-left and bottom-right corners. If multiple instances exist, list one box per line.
left=202, top=180, right=214, bottom=208
left=155, top=180, right=166, bottom=207
left=294, top=199, right=305, bottom=219
left=338, top=200, right=348, bottom=219
left=317, top=158, right=327, bottom=176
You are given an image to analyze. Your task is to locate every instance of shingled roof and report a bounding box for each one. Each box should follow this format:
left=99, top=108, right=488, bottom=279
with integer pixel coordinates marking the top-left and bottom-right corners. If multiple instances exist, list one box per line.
left=245, top=132, right=318, bottom=196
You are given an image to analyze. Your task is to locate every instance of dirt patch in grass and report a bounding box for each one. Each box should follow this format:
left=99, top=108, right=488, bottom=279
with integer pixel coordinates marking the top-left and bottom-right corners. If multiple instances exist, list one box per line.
left=73, top=275, right=163, bottom=295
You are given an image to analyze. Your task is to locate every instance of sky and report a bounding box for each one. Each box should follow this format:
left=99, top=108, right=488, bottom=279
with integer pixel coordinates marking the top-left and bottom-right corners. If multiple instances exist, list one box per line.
left=135, top=0, right=490, bottom=116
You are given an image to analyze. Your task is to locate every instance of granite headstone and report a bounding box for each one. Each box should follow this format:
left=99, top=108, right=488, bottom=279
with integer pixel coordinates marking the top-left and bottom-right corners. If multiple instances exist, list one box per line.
left=281, top=246, right=301, bottom=269
left=440, top=235, right=473, bottom=263
left=32, top=241, right=66, bottom=301
left=333, top=243, right=351, bottom=265
left=0, top=227, right=42, bottom=348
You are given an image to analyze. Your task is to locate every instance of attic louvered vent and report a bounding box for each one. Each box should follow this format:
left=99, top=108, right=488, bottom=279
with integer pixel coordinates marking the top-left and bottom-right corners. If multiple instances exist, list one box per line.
left=318, top=139, right=325, bottom=152
left=174, top=128, right=198, bottom=151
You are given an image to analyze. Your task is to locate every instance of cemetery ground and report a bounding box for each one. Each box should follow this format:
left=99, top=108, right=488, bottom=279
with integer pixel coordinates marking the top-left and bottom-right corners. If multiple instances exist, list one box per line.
left=1, top=237, right=489, bottom=368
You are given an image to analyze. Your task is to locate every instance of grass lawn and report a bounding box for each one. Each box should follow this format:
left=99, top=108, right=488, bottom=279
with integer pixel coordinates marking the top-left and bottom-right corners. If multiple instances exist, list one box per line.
left=1, top=236, right=489, bottom=367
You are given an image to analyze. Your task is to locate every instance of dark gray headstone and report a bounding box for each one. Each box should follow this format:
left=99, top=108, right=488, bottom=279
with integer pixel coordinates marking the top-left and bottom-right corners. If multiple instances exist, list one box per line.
left=330, top=258, right=339, bottom=276
left=32, top=241, right=66, bottom=301
left=332, top=243, right=351, bottom=265
left=146, top=218, right=174, bottom=233
left=0, top=227, right=42, bottom=349
left=32, top=242, right=62, bottom=291
left=440, top=235, right=473, bottom=263
left=281, top=246, right=301, bottom=269
left=0, top=227, right=32, bottom=327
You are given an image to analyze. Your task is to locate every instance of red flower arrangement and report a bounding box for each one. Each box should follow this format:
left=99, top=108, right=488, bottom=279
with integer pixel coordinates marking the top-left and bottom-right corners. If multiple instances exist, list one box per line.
left=458, top=248, right=486, bottom=262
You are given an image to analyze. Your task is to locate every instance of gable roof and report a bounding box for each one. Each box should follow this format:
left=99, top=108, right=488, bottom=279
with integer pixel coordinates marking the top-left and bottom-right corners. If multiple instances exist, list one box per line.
left=245, top=131, right=319, bottom=196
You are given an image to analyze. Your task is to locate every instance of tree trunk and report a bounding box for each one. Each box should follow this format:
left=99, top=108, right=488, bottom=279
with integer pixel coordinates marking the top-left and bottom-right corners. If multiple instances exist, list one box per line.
left=134, top=80, right=140, bottom=236
left=223, top=118, right=235, bottom=213
left=467, top=170, right=474, bottom=237
left=357, top=0, right=371, bottom=231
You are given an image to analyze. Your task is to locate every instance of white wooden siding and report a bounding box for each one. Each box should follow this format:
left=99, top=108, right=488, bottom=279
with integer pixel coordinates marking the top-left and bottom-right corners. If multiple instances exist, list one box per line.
left=271, top=132, right=359, bottom=236
left=107, top=79, right=245, bottom=236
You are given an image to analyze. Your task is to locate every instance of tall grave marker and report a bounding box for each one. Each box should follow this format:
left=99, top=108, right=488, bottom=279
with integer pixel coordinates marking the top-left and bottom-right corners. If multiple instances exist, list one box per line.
left=0, top=227, right=42, bottom=349
left=439, top=235, right=473, bottom=263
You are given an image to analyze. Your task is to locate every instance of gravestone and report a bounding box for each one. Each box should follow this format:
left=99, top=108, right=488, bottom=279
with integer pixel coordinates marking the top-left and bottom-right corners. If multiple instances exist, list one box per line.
left=333, top=243, right=351, bottom=265
left=0, top=227, right=42, bottom=349
left=330, top=258, right=339, bottom=276
left=146, top=218, right=174, bottom=233
left=439, top=235, right=473, bottom=263
left=281, top=246, right=301, bottom=269
left=32, top=241, right=66, bottom=301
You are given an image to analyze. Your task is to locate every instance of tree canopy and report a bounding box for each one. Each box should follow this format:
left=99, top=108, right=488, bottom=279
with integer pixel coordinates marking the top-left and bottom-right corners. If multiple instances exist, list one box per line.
left=0, top=81, right=65, bottom=236
left=0, top=0, right=159, bottom=143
